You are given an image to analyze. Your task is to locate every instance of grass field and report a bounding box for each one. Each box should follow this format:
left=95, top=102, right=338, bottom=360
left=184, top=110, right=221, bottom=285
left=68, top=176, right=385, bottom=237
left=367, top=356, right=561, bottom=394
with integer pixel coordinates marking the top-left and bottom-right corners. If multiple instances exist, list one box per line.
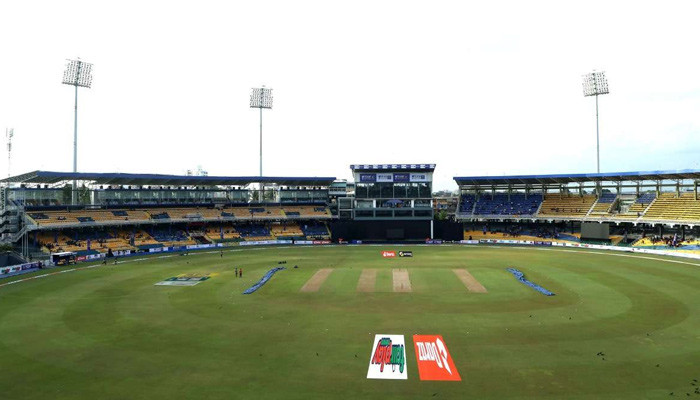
left=1, top=245, right=700, bottom=399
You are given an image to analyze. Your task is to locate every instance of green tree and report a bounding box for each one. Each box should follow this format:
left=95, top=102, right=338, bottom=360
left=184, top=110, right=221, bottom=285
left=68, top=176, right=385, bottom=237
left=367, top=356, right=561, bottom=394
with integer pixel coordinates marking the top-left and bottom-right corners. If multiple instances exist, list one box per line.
left=78, top=184, right=91, bottom=205
left=62, top=184, right=72, bottom=204
left=435, top=209, right=448, bottom=221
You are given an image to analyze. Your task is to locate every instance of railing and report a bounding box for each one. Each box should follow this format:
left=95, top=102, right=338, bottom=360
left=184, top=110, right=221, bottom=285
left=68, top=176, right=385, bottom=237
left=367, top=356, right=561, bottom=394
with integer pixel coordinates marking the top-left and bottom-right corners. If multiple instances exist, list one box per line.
left=455, top=212, right=700, bottom=226
left=22, top=212, right=334, bottom=231
left=8, top=224, right=28, bottom=243
left=456, top=213, right=537, bottom=220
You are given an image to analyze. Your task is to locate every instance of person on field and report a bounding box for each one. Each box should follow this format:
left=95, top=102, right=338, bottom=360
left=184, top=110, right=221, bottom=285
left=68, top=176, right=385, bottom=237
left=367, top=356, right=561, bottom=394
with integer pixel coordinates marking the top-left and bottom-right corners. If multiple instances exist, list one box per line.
left=240, top=268, right=243, bottom=278
left=235, top=267, right=238, bottom=277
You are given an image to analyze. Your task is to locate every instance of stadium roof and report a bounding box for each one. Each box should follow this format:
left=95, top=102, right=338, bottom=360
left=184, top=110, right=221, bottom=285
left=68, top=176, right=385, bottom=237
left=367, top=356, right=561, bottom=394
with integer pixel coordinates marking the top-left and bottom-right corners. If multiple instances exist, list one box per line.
left=1, top=171, right=336, bottom=186
left=454, top=169, right=700, bottom=186
left=350, top=164, right=436, bottom=171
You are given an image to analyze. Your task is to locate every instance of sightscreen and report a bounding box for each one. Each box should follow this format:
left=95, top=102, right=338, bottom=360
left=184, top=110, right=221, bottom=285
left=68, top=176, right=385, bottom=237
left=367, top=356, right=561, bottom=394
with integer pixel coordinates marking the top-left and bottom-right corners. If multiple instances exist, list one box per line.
left=580, top=222, right=610, bottom=240
left=386, top=228, right=405, bottom=240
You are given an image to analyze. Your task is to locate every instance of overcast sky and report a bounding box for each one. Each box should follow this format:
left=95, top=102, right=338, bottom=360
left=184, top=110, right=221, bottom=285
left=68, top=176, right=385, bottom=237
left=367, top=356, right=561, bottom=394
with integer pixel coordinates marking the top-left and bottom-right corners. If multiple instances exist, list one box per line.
left=1, top=1, right=699, bottom=190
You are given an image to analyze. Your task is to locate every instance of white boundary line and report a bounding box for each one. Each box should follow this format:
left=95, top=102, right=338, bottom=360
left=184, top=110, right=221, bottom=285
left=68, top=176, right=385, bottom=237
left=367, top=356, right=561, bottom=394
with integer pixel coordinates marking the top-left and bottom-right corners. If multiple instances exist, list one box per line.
left=491, top=244, right=700, bottom=267
left=531, top=247, right=700, bottom=267
left=0, top=248, right=245, bottom=289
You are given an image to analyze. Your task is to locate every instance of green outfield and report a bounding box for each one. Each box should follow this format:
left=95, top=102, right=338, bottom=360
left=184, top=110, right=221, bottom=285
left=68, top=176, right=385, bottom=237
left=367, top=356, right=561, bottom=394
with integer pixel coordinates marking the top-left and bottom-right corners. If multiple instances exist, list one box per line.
left=1, top=245, right=700, bottom=399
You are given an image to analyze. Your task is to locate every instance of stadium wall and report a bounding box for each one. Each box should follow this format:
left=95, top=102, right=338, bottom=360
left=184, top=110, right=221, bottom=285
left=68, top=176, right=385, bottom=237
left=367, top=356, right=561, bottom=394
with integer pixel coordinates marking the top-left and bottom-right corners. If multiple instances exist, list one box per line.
left=0, top=252, right=26, bottom=268
left=433, top=220, right=464, bottom=241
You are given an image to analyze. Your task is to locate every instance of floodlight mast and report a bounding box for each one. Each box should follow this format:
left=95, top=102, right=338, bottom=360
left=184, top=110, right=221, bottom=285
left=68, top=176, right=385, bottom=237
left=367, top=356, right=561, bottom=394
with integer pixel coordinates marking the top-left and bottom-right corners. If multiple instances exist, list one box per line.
left=62, top=59, right=93, bottom=205
left=250, top=87, right=273, bottom=177
left=6, top=128, right=13, bottom=178
left=582, top=70, right=609, bottom=174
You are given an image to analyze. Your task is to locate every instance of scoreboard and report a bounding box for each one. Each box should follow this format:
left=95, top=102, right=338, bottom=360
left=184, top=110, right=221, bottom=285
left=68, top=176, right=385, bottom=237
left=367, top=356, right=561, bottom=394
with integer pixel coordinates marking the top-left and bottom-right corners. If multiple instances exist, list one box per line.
left=357, top=172, right=430, bottom=183
left=346, top=164, right=436, bottom=220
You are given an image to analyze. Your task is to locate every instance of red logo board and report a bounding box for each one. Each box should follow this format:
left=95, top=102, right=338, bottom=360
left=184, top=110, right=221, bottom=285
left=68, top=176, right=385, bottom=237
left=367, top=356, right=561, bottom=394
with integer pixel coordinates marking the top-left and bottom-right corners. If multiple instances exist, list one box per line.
left=381, top=251, right=396, bottom=258
left=413, top=335, right=461, bottom=381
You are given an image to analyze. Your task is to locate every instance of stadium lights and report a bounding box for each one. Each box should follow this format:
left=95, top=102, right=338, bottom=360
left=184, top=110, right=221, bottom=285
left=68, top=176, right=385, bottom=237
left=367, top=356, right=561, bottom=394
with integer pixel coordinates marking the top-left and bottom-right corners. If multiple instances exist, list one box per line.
left=582, top=70, right=609, bottom=174
left=250, top=86, right=273, bottom=177
left=62, top=58, right=93, bottom=205
left=6, top=128, right=13, bottom=178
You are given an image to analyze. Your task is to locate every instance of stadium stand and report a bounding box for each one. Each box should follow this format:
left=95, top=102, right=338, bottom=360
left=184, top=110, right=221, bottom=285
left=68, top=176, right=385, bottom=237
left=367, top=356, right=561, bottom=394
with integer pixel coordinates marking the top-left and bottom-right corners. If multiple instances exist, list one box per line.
left=463, top=222, right=574, bottom=243
left=205, top=225, right=242, bottom=242
left=37, top=231, right=131, bottom=255
left=537, top=194, right=596, bottom=218
left=28, top=212, right=49, bottom=220
left=643, top=192, right=700, bottom=222
left=616, top=192, right=657, bottom=219
left=458, top=194, right=476, bottom=215
left=157, top=207, right=221, bottom=220
left=131, top=230, right=161, bottom=248
left=472, top=193, right=542, bottom=216
left=24, top=205, right=333, bottom=228
left=236, top=224, right=274, bottom=241
left=35, top=227, right=213, bottom=254
left=587, top=192, right=617, bottom=216
left=149, top=228, right=196, bottom=247
left=1, top=172, right=342, bottom=258
left=26, top=209, right=151, bottom=226
left=10, top=168, right=700, bottom=263
left=301, top=222, right=331, bottom=239
left=269, top=222, right=305, bottom=239
left=282, top=205, right=330, bottom=218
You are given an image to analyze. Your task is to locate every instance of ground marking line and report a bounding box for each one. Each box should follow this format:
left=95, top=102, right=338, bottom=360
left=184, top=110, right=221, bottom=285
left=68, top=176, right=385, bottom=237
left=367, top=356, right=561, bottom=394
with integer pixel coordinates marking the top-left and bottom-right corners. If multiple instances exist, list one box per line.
left=525, top=247, right=700, bottom=267
left=5, top=244, right=698, bottom=290
left=0, top=247, right=244, bottom=289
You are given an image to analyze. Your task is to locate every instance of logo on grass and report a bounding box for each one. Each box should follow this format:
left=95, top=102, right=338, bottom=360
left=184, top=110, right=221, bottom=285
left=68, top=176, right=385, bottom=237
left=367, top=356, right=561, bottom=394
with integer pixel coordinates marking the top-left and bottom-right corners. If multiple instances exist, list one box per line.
left=154, top=273, right=211, bottom=286
left=413, top=335, right=461, bottom=381
left=367, top=334, right=407, bottom=379
left=398, top=251, right=413, bottom=257
left=381, top=251, right=396, bottom=258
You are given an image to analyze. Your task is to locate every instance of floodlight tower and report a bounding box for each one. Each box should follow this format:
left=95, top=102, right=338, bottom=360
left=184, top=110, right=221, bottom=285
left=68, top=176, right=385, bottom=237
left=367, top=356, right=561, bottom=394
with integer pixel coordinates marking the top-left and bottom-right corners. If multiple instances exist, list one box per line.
left=62, top=58, right=93, bottom=204
left=6, top=128, right=13, bottom=178
left=582, top=70, right=609, bottom=173
left=249, top=86, right=273, bottom=177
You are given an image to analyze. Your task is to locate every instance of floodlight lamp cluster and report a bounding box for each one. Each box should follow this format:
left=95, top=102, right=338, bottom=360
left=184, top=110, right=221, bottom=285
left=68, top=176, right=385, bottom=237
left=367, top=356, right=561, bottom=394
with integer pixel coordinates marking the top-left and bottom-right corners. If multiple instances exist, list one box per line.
left=582, top=71, right=609, bottom=97
left=62, top=59, right=93, bottom=88
left=250, top=87, right=273, bottom=109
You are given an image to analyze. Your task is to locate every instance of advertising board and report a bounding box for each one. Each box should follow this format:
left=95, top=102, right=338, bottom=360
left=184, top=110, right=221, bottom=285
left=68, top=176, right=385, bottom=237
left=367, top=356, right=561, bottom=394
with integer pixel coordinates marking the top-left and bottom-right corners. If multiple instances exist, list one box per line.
left=376, top=173, right=393, bottom=182
left=359, top=174, right=376, bottom=183
left=413, top=335, right=461, bottom=381
left=367, top=334, right=408, bottom=379
left=393, top=173, right=410, bottom=182
left=409, top=173, right=429, bottom=182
